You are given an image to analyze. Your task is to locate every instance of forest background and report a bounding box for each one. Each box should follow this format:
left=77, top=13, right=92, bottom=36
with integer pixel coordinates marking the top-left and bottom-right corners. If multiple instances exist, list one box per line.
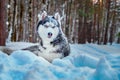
left=0, top=0, right=120, bottom=45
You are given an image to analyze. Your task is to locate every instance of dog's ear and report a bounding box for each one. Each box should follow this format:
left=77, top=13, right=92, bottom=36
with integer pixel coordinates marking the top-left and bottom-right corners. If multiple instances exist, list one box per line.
left=54, top=12, right=60, bottom=21
left=38, top=11, right=47, bottom=21
left=54, top=12, right=61, bottom=25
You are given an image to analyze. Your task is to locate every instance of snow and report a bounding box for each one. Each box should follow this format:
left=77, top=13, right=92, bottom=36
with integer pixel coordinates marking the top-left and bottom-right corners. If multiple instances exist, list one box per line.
left=0, top=42, right=120, bottom=80
left=7, top=4, right=11, bottom=8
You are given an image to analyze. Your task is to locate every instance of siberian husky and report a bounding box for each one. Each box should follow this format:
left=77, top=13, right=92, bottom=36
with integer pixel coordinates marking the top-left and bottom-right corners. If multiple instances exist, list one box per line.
left=23, top=11, right=70, bottom=62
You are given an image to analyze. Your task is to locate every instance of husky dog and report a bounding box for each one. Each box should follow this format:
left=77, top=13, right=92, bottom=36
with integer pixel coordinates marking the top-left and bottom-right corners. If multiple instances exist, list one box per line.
left=36, top=11, right=70, bottom=62
left=23, top=11, right=70, bottom=62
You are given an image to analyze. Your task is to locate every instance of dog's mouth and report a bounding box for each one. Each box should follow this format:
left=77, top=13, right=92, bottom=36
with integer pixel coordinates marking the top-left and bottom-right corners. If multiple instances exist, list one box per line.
left=48, top=32, right=53, bottom=38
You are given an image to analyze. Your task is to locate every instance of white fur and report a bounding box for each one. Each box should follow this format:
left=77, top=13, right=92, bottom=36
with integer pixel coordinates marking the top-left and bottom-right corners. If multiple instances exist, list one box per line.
left=38, top=51, right=62, bottom=62
left=38, top=22, right=59, bottom=43
left=38, top=42, right=58, bottom=54
left=37, top=21, right=62, bottom=62
left=38, top=43, right=62, bottom=62
left=37, top=11, right=64, bottom=62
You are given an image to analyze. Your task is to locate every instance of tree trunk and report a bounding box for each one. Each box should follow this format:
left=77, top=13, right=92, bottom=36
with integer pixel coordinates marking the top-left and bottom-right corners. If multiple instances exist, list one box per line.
left=0, top=0, right=6, bottom=45
left=11, top=0, right=16, bottom=41
left=109, top=0, right=116, bottom=45
left=103, top=0, right=110, bottom=44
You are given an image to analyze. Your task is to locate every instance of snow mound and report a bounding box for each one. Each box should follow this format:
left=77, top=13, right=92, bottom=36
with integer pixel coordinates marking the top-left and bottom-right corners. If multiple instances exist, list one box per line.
left=0, top=42, right=120, bottom=80
left=89, top=57, right=119, bottom=80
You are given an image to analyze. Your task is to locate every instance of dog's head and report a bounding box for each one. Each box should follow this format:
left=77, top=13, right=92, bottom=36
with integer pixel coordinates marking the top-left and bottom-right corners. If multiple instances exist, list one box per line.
left=37, top=11, right=62, bottom=43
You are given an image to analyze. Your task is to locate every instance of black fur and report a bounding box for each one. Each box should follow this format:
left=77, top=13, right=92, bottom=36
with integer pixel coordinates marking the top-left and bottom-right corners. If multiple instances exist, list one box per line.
left=36, top=16, right=70, bottom=57
left=37, top=16, right=60, bottom=30
left=22, top=45, right=39, bottom=52
left=50, top=34, right=70, bottom=57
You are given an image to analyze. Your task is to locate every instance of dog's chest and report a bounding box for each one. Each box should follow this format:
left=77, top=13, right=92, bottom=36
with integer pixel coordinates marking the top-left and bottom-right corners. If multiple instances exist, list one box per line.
left=38, top=44, right=62, bottom=62
left=39, top=44, right=58, bottom=53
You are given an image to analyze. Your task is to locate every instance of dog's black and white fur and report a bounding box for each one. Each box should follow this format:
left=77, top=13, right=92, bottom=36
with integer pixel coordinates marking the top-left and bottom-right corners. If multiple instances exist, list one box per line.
left=23, top=11, right=70, bottom=62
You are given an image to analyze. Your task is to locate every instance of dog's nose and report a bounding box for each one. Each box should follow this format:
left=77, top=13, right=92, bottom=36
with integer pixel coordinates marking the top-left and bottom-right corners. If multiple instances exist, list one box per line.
left=48, top=32, right=52, bottom=36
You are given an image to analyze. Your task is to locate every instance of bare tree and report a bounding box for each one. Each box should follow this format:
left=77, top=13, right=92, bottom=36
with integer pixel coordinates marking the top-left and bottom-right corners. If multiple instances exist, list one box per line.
left=0, top=0, right=6, bottom=45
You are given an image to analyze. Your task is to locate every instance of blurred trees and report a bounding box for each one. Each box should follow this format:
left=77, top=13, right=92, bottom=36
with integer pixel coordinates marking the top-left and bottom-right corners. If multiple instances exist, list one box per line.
left=5, top=0, right=120, bottom=44
left=0, top=0, right=6, bottom=45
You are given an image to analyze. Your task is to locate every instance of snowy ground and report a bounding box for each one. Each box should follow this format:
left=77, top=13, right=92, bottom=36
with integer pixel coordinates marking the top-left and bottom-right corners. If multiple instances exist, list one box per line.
left=0, top=42, right=120, bottom=80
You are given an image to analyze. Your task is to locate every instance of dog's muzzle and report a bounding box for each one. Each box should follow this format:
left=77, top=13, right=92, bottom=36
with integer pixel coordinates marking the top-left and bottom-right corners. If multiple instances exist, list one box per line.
left=48, top=32, right=53, bottom=38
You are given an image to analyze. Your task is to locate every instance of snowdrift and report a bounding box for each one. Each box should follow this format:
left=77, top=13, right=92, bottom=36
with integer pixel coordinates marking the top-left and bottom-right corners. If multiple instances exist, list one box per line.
left=0, top=42, right=120, bottom=80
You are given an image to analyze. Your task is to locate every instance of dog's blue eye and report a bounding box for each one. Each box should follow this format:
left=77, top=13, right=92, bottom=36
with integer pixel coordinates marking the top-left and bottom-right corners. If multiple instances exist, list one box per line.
left=44, top=25, right=48, bottom=28
left=52, top=26, right=55, bottom=28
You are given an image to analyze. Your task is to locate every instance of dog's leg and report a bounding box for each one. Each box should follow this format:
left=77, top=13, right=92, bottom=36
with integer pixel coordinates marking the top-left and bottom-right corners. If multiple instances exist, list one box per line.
left=0, top=46, right=14, bottom=55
